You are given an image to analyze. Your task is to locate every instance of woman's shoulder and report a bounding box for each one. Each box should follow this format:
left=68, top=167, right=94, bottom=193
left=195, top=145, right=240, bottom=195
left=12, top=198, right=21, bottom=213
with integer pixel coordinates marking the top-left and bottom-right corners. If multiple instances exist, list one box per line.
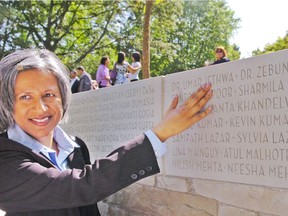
left=132, top=62, right=141, bottom=67
left=116, top=62, right=129, bottom=68
left=97, top=64, right=105, bottom=70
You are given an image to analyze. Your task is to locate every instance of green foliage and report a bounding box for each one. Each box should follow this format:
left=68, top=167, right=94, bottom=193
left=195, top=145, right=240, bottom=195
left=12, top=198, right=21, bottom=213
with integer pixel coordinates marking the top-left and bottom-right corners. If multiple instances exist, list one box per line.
left=0, top=0, right=240, bottom=77
left=152, top=0, right=240, bottom=76
left=227, top=43, right=240, bottom=60
left=0, top=0, right=133, bottom=72
left=252, top=32, right=288, bottom=56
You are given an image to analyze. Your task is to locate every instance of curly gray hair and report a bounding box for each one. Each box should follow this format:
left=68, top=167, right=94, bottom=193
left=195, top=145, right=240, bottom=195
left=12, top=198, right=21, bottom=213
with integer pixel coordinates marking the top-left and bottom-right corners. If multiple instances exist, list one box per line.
left=0, top=49, right=71, bottom=132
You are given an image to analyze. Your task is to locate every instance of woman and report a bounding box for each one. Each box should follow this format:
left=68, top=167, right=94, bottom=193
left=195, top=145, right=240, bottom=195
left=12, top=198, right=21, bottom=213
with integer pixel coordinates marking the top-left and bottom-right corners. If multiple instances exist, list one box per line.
left=0, top=49, right=213, bottom=216
left=96, top=56, right=111, bottom=88
left=114, top=51, right=140, bottom=85
left=129, top=51, right=141, bottom=82
left=211, top=46, right=230, bottom=65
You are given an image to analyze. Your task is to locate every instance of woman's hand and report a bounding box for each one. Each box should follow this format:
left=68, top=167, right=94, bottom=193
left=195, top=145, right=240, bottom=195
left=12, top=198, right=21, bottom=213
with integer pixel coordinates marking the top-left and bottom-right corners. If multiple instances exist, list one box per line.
left=152, top=83, right=213, bottom=142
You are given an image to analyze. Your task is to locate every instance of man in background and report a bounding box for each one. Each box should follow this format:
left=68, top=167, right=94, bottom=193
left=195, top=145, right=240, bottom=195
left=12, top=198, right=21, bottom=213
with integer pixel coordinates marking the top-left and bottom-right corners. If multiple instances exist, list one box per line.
left=70, top=70, right=79, bottom=94
left=76, top=66, right=92, bottom=92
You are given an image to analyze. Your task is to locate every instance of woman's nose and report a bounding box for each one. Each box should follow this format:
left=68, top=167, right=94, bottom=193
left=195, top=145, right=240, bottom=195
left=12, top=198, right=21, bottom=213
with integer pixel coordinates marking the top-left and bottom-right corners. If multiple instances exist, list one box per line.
left=34, top=98, right=48, bottom=112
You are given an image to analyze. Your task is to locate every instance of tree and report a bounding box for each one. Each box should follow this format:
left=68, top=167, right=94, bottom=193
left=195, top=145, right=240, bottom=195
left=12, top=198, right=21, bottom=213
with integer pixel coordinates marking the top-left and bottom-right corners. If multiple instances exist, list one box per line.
left=142, top=0, right=154, bottom=79
left=154, top=0, right=240, bottom=75
left=252, top=32, right=288, bottom=56
left=0, top=0, right=240, bottom=77
left=0, top=1, right=33, bottom=58
left=113, top=0, right=183, bottom=77
left=0, top=1, right=133, bottom=71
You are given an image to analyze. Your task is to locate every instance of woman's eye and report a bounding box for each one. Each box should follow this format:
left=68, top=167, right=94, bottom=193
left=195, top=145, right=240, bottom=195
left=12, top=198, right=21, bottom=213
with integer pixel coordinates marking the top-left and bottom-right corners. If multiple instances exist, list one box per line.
left=20, top=95, right=30, bottom=100
left=44, top=93, right=55, bottom=98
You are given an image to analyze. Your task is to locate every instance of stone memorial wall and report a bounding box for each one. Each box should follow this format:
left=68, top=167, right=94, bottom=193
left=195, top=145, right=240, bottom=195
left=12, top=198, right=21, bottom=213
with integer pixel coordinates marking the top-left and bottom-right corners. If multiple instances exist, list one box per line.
left=60, top=50, right=288, bottom=215
left=164, top=49, right=288, bottom=189
left=61, top=77, right=163, bottom=160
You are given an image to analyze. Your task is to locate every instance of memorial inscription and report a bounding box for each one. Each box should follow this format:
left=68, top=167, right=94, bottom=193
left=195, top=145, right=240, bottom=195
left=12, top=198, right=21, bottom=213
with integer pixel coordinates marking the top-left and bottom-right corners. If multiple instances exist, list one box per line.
left=61, top=77, right=163, bottom=160
left=164, top=50, right=288, bottom=188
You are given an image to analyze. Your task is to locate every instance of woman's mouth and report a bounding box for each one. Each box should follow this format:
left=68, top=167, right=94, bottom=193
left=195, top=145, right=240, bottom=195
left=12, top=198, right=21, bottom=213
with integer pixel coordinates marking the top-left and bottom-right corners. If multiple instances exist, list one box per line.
left=30, top=116, right=51, bottom=125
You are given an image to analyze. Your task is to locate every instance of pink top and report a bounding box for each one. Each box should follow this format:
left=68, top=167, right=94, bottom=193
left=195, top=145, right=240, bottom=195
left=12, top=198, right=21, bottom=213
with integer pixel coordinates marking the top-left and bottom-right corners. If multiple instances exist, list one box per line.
left=96, top=64, right=110, bottom=87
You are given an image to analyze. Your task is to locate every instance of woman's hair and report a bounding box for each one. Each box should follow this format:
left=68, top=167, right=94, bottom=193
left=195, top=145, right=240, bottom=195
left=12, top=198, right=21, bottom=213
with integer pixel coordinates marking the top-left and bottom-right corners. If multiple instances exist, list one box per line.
left=0, top=49, right=71, bottom=131
left=215, top=46, right=228, bottom=57
left=117, top=52, right=125, bottom=64
left=132, top=52, right=141, bottom=62
left=100, top=56, right=109, bottom=65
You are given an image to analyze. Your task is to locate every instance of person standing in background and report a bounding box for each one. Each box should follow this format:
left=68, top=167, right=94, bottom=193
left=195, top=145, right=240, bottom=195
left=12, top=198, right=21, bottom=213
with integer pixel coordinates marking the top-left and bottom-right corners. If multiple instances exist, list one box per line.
left=76, top=66, right=92, bottom=92
left=114, top=52, right=140, bottom=85
left=129, top=52, right=141, bottom=82
left=70, top=70, right=79, bottom=94
left=96, top=56, right=111, bottom=88
left=211, top=46, right=230, bottom=65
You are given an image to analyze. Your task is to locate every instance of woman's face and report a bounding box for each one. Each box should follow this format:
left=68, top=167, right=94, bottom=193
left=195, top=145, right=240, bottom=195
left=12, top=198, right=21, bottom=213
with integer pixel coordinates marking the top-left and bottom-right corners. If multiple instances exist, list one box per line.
left=215, top=49, right=224, bottom=60
left=13, top=69, right=63, bottom=142
left=105, top=57, right=110, bottom=67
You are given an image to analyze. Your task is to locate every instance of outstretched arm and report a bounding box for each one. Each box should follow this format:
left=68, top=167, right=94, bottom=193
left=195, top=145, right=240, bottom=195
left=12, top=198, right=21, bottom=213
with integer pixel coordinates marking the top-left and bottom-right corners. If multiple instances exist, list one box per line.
left=127, top=64, right=141, bottom=73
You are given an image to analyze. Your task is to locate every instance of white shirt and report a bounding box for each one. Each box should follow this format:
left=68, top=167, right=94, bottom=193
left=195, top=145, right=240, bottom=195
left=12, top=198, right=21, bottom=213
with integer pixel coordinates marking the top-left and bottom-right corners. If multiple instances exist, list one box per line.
left=129, top=62, right=141, bottom=80
left=70, top=77, right=79, bottom=87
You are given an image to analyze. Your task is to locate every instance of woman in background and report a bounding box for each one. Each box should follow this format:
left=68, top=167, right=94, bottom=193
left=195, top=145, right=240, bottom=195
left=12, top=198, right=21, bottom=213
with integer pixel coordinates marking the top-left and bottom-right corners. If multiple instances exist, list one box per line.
left=96, top=56, right=111, bottom=88
left=129, top=51, right=141, bottom=82
left=114, top=51, right=140, bottom=85
left=211, top=46, right=230, bottom=65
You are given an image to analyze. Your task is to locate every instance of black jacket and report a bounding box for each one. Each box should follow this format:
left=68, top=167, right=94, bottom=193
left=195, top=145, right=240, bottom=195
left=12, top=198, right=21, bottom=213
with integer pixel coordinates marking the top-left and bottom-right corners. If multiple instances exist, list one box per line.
left=0, top=132, right=159, bottom=216
left=212, top=57, right=230, bottom=65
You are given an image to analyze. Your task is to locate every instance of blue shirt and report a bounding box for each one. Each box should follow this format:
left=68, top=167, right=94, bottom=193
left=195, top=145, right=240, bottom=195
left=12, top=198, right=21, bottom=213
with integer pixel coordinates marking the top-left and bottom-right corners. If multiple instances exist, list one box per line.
left=7, top=125, right=167, bottom=170
left=7, top=124, right=79, bottom=170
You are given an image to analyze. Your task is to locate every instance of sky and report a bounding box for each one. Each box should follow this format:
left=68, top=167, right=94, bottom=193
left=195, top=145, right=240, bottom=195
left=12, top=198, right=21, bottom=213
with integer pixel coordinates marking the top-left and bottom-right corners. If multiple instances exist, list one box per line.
left=225, top=0, right=288, bottom=58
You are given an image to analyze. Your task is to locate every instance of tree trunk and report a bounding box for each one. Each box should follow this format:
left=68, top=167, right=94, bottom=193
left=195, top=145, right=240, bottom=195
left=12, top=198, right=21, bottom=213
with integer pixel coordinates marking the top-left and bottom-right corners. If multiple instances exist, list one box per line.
left=142, top=0, right=154, bottom=79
